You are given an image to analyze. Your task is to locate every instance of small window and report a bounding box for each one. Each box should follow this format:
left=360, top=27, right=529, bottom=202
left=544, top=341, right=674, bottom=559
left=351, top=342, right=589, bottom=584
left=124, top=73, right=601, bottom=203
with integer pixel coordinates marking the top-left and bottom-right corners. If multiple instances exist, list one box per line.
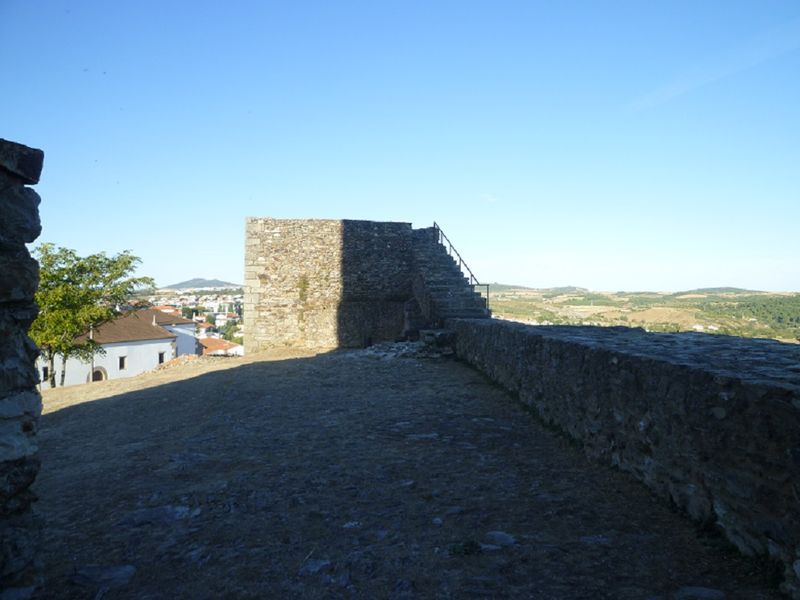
left=42, top=366, right=49, bottom=381
left=158, top=352, right=165, bottom=364
left=119, top=356, right=127, bottom=370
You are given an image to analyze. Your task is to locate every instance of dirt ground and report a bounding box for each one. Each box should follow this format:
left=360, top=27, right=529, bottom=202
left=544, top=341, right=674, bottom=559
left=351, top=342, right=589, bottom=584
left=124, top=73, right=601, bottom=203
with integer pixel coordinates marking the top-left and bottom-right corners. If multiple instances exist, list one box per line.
left=31, top=347, right=781, bottom=599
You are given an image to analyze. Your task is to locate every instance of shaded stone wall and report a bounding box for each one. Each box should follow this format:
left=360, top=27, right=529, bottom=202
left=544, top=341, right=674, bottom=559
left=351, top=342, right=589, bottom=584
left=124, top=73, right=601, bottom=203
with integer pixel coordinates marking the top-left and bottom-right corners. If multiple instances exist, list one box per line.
left=244, top=218, right=415, bottom=351
left=338, top=220, right=415, bottom=347
left=448, top=318, right=800, bottom=597
left=0, top=139, right=44, bottom=594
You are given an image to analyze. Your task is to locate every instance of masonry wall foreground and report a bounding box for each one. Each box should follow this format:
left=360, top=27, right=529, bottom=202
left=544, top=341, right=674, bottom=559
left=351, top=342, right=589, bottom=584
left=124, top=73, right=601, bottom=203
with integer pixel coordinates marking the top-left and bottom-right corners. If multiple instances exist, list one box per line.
left=0, top=139, right=44, bottom=594
left=448, top=318, right=800, bottom=597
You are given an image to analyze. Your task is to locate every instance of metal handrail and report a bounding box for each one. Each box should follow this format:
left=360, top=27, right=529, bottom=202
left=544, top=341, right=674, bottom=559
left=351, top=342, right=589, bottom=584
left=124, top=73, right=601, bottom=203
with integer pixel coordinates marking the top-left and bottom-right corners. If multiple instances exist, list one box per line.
left=432, top=222, right=490, bottom=309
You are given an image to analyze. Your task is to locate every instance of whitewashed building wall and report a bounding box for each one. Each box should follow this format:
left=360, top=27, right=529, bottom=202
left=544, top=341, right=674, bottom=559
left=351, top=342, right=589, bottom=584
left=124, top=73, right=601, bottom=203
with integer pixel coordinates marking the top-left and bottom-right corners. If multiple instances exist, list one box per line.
left=37, top=338, right=176, bottom=388
left=162, top=323, right=198, bottom=356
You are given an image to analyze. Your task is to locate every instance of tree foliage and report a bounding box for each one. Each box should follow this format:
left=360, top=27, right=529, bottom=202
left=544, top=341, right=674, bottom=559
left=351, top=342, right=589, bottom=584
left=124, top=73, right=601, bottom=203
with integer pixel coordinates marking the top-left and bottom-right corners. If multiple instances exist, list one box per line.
left=221, top=320, right=241, bottom=342
left=29, top=244, right=155, bottom=387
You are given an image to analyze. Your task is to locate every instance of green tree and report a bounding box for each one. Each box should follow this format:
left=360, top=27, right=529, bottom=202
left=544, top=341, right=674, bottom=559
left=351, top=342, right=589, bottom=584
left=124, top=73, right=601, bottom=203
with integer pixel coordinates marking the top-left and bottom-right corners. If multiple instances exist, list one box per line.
left=221, top=321, right=241, bottom=342
left=30, top=244, right=154, bottom=388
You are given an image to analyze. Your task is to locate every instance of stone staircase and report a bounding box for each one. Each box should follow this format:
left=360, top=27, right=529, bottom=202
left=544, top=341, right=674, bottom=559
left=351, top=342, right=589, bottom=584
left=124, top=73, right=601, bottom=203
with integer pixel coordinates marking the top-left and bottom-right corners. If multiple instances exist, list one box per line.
left=410, top=226, right=491, bottom=323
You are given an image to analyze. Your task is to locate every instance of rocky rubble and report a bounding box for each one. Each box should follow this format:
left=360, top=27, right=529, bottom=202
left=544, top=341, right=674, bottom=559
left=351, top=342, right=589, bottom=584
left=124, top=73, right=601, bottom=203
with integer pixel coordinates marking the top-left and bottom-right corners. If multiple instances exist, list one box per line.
left=347, top=340, right=454, bottom=360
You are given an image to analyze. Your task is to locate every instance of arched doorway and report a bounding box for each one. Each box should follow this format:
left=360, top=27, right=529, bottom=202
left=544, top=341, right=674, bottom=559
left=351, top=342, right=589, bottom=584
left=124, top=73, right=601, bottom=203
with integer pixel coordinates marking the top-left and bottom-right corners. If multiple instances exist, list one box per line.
left=91, top=367, right=107, bottom=382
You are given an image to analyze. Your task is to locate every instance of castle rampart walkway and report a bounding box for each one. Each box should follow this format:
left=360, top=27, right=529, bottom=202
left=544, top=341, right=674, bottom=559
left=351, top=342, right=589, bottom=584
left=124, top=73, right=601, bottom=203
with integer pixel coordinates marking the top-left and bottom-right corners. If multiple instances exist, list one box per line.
left=34, top=349, right=780, bottom=599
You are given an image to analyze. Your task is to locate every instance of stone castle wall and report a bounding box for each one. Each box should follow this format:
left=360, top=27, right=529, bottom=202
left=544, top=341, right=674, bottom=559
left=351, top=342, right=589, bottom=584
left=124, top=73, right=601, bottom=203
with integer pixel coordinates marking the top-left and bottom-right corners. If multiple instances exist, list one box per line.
left=448, top=318, right=800, bottom=597
left=244, top=218, right=415, bottom=351
left=0, top=139, right=44, bottom=594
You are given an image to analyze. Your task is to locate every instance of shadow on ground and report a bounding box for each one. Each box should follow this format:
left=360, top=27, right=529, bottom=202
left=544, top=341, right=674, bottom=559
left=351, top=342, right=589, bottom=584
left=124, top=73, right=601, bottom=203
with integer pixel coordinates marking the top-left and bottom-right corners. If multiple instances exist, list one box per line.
left=33, top=351, right=780, bottom=599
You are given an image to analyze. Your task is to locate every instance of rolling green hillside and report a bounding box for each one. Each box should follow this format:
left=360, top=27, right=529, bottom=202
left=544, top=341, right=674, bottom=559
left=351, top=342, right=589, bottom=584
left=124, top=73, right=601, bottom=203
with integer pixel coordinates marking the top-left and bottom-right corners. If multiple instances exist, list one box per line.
left=486, top=286, right=800, bottom=343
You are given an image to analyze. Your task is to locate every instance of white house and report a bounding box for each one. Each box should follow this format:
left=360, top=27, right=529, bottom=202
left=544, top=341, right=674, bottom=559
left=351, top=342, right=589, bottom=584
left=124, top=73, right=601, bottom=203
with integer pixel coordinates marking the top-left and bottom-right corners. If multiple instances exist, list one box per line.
left=38, top=310, right=181, bottom=388
left=195, top=322, right=217, bottom=339
left=145, top=309, right=200, bottom=356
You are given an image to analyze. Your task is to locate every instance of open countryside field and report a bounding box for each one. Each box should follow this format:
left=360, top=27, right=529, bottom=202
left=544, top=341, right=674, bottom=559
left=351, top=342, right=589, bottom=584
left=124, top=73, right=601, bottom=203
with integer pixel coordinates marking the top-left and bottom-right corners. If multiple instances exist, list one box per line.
left=486, top=286, right=800, bottom=344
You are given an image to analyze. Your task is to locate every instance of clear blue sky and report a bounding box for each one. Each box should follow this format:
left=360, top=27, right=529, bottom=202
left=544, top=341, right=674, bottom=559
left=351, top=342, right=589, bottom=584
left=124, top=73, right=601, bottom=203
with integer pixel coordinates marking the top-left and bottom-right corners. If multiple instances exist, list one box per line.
left=3, top=1, right=799, bottom=291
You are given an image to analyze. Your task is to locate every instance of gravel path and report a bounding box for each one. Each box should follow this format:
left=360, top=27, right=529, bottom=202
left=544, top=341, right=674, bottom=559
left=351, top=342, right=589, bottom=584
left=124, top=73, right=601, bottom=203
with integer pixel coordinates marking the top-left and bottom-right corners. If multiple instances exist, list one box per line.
left=32, top=347, right=780, bottom=599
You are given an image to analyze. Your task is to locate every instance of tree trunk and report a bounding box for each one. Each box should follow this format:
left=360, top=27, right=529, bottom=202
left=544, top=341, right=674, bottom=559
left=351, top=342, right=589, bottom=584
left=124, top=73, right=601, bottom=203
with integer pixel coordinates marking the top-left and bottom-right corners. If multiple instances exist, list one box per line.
left=59, top=354, right=67, bottom=387
left=48, top=353, right=56, bottom=389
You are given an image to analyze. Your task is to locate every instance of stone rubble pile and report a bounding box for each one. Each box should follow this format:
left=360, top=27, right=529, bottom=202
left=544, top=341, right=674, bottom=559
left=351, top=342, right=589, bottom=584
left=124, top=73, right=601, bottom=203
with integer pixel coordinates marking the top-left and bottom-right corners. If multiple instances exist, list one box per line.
left=153, top=354, right=201, bottom=371
left=153, top=354, right=240, bottom=373
left=0, top=138, right=44, bottom=596
left=346, top=339, right=454, bottom=360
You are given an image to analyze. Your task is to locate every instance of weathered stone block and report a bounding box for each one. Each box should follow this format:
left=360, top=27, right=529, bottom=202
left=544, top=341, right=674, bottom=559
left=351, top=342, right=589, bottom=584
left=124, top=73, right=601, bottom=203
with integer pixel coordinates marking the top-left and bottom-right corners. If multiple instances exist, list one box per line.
left=0, top=511, right=41, bottom=582
left=0, top=418, right=38, bottom=463
left=0, top=139, right=44, bottom=185
left=0, top=250, right=38, bottom=304
left=0, top=331, right=39, bottom=398
left=0, top=308, right=39, bottom=377
left=0, top=174, right=41, bottom=248
left=0, top=304, right=38, bottom=332
left=0, top=458, right=40, bottom=516
left=0, top=392, right=41, bottom=420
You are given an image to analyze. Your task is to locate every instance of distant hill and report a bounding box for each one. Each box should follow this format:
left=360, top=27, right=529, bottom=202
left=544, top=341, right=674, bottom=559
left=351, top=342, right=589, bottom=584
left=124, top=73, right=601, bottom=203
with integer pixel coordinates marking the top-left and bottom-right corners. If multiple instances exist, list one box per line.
left=163, top=278, right=242, bottom=290
left=673, top=287, right=762, bottom=295
left=487, top=283, right=534, bottom=292
left=539, top=286, right=589, bottom=295
left=488, top=285, right=800, bottom=342
left=488, top=284, right=591, bottom=294
left=488, top=285, right=765, bottom=296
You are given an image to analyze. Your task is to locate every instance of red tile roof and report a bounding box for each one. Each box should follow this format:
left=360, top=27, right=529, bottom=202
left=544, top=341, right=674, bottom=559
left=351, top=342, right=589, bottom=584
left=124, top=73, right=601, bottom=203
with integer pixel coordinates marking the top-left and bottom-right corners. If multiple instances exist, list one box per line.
left=141, top=308, right=196, bottom=326
left=199, top=337, right=240, bottom=355
left=77, top=311, right=177, bottom=344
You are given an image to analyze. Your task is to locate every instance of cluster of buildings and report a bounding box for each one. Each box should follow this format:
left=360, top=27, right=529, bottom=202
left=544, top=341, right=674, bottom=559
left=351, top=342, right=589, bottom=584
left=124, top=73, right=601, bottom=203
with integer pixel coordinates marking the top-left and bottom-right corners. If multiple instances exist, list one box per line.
left=147, top=290, right=243, bottom=325
left=37, top=302, right=244, bottom=389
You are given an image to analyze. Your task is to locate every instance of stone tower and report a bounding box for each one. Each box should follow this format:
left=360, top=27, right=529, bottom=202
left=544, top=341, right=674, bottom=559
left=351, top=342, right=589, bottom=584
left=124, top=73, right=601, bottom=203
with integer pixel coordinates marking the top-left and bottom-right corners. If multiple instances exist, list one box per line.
left=243, top=218, right=489, bottom=353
